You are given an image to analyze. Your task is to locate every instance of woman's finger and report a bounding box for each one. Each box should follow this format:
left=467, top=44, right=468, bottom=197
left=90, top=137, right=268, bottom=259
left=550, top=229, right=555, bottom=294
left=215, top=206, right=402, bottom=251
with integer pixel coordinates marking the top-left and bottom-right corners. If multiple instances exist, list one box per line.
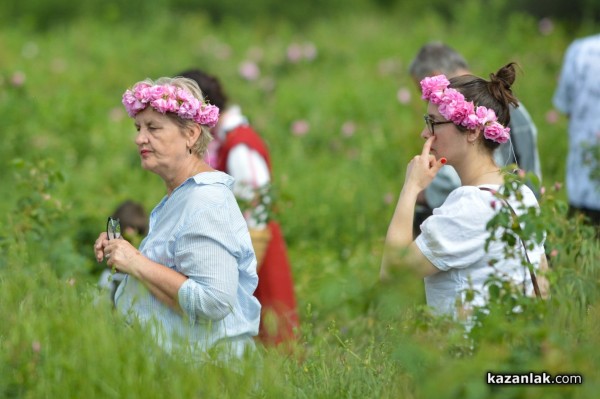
left=421, top=136, right=436, bottom=157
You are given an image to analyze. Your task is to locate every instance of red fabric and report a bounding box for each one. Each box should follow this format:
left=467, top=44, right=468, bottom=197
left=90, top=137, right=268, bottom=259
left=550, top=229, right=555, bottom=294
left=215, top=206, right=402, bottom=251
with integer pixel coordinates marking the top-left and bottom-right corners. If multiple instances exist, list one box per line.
left=255, top=222, right=299, bottom=346
left=216, top=124, right=299, bottom=346
left=216, top=125, right=271, bottom=172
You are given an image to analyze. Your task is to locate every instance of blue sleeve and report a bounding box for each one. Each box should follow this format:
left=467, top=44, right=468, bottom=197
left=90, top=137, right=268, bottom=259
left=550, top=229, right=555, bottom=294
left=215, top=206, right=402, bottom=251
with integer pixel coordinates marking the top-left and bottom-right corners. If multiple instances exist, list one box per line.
left=175, top=199, right=240, bottom=323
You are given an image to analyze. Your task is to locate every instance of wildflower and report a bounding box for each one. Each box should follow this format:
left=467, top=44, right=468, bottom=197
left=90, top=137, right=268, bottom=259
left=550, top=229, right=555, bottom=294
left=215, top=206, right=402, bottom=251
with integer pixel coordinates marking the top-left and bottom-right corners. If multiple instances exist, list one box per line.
left=396, top=87, right=411, bottom=104
left=238, top=61, right=260, bottom=81
left=383, top=192, right=395, bottom=205
left=550, top=249, right=559, bottom=258
left=32, top=341, right=41, bottom=353
left=538, top=18, right=554, bottom=36
left=291, top=120, right=310, bottom=136
left=10, top=71, right=26, bottom=87
left=286, top=43, right=303, bottom=63
left=546, top=109, right=559, bottom=124
left=341, top=121, right=356, bottom=137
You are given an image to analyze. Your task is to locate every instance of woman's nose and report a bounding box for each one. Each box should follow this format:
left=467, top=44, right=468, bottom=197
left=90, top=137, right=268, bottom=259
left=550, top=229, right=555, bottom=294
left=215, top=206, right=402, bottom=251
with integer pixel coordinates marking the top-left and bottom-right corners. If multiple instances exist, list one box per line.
left=135, top=130, right=147, bottom=145
left=420, top=126, right=432, bottom=140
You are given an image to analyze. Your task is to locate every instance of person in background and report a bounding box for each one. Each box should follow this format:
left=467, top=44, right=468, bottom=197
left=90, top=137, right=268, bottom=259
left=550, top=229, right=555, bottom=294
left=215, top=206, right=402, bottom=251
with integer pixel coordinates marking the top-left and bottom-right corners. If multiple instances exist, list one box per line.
left=553, top=33, right=600, bottom=233
left=381, top=63, right=549, bottom=318
left=94, top=76, right=260, bottom=362
left=98, top=200, right=148, bottom=305
left=178, top=68, right=299, bottom=347
left=408, top=42, right=542, bottom=237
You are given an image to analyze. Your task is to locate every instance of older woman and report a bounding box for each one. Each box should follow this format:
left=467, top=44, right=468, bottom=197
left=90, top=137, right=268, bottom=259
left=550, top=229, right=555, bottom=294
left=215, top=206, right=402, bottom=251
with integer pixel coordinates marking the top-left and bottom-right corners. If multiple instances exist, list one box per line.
left=93, top=77, right=260, bottom=360
left=381, top=63, right=549, bottom=318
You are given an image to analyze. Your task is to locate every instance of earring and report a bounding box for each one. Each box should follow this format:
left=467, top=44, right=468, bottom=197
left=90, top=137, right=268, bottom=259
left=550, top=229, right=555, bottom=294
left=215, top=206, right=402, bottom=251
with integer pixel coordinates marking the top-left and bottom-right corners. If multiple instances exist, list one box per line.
left=189, top=147, right=192, bottom=155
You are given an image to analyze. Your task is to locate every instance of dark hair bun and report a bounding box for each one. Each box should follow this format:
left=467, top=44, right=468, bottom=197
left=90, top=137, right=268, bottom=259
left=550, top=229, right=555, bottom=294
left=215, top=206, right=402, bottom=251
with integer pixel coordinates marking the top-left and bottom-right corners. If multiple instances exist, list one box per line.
left=488, top=62, right=518, bottom=108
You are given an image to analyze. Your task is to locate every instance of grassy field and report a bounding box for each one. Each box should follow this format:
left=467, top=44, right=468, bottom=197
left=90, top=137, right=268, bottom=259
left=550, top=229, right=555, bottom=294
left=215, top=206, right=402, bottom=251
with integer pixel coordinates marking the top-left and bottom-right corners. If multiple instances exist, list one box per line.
left=1, top=3, right=599, bottom=398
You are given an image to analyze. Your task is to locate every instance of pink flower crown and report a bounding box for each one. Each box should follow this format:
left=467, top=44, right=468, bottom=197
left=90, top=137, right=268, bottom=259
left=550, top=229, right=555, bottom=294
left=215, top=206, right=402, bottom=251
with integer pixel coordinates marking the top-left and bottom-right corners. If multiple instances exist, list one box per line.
left=122, top=82, right=220, bottom=128
left=420, top=75, right=510, bottom=144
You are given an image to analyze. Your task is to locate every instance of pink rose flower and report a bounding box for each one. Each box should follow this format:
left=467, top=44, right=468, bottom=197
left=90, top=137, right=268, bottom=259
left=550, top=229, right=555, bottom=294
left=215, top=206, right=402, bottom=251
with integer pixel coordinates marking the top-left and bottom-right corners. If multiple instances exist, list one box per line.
left=196, top=104, right=220, bottom=127
left=484, top=122, right=510, bottom=144
left=287, top=43, right=303, bottom=63
left=396, top=87, right=411, bottom=104
left=10, top=71, right=26, bottom=87
left=178, top=97, right=201, bottom=119
left=341, top=121, right=356, bottom=137
left=420, top=75, right=450, bottom=104
left=476, top=106, right=496, bottom=125
left=291, top=120, right=310, bottom=136
left=239, top=61, right=260, bottom=81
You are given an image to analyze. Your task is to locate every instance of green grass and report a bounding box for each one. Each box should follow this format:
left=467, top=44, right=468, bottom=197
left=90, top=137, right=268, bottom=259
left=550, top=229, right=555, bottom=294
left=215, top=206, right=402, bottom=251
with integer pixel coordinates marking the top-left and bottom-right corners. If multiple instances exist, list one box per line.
left=1, top=3, right=599, bottom=398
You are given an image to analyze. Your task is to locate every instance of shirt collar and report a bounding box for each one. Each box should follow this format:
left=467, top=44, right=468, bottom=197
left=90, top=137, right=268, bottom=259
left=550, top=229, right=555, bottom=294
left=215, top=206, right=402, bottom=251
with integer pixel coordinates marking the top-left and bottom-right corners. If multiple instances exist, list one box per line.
left=191, top=170, right=234, bottom=189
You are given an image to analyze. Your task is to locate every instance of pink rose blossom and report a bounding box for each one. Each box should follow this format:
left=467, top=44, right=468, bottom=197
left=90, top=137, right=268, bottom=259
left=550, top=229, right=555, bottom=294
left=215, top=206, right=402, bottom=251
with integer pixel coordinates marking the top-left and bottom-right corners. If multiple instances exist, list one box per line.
left=10, top=71, right=26, bottom=87
left=195, top=104, right=220, bottom=128
left=178, top=97, right=201, bottom=119
left=341, top=121, right=356, bottom=137
left=239, top=61, right=260, bottom=81
left=291, top=120, right=310, bottom=136
left=538, top=18, right=554, bottom=35
left=396, top=87, right=411, bottom=104
left=420, top=75, right=451, bottom=104
left=287, top=43, right=303, bottom=63
left=476, top=106, right=497, bottom=125
left=546, top=109, right=559, bottom=124
left=32, top=341, right=42, bottom=353
left=383, top=192, right=395, bottom=205
left=484, top=122, right=510, bottom=144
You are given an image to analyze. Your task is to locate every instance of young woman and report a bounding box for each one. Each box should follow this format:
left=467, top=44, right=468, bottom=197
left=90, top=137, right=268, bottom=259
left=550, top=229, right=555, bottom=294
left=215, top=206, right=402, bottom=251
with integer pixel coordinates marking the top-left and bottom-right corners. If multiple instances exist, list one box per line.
left=381, top=63, right=549, bottom=317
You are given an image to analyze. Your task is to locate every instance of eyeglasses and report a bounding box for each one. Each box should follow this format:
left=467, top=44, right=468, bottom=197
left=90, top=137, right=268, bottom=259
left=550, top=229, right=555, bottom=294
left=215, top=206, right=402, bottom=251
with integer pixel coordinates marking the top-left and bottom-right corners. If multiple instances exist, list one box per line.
left=106, top=217, right=121, bottom=240
left=423, top=115, right=454, bottom=135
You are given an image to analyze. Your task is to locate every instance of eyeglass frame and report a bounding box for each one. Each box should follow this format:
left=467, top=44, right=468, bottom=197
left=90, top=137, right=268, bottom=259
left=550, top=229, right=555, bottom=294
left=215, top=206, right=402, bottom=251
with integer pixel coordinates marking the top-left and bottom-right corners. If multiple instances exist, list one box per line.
left=106, top=217, right=121, bottom=240
left=423, top=115, right=454, bottom=135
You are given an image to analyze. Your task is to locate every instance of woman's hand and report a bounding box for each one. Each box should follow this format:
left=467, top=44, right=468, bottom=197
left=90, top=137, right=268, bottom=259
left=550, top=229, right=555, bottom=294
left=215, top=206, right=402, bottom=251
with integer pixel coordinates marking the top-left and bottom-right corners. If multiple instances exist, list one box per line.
left=94, top=233, right=142, bottom=275
left=404, top=136, right=446, bottom=192
left=103, top=238, right=143, bottom=275
left=94, top=232, right=109, bottom=263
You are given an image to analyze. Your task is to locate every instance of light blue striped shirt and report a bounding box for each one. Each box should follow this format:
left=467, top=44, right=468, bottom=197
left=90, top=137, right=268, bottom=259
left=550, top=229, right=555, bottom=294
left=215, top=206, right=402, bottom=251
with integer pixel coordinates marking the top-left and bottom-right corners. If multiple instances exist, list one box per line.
left=114, top=171, right=261, bottom=358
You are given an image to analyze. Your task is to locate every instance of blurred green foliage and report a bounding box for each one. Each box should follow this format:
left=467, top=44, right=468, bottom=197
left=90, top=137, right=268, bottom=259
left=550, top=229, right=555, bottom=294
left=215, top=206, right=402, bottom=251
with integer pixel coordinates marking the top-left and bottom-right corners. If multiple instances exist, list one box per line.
left=1, top=0, right=599, bottom=31
left=0, top=1, right=599, bottom=397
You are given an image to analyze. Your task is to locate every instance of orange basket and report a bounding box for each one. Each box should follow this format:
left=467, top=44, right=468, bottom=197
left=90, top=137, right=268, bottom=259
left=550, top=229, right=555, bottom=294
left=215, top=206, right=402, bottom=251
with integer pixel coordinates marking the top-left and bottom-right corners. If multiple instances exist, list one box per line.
left=249, top=227, right=272, bottom=270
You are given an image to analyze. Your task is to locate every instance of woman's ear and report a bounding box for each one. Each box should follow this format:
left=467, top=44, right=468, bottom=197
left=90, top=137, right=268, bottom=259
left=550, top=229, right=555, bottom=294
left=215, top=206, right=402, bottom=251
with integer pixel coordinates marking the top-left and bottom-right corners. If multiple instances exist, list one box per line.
left=186, top=124, right=202, bottom=149
left=467, top=127, right=482, bottom=144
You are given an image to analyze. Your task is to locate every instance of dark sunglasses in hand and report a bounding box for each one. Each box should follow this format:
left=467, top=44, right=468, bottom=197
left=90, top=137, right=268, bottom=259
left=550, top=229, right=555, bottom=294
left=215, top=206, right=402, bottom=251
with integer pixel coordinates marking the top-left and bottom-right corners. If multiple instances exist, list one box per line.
left=106, top=217, right=121, bottom=240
